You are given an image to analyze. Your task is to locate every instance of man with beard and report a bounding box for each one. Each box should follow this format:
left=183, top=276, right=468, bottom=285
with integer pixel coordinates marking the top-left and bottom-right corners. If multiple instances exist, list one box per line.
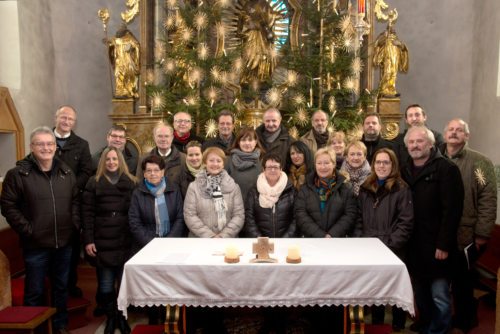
left=300, top=109, right=329, bottom=154
left=360, top=112, right=397, bottom=163
left=202, top=110, right=235, bottom=154
left=393, top=104, right=445, bottom=164
left=401, top=126, right=464, bottom=334
left=442, top=118, right=497, bottom=334
left=256, top=108, right=293, bottom=163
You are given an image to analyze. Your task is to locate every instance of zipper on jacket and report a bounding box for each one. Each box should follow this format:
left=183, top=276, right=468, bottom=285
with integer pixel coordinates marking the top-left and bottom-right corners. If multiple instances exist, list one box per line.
left=272, top=205, right=276, bottom=237
left=48, top=175, right=59, bottom=248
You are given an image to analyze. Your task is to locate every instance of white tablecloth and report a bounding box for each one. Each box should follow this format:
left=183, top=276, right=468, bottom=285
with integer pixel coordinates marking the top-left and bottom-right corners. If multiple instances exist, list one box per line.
left=118, top=238, right=414, bottom=317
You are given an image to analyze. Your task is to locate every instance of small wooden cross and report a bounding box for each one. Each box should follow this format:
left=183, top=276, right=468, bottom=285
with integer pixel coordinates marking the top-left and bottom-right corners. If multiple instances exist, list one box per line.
left=252, top=237, right=274, bottom=260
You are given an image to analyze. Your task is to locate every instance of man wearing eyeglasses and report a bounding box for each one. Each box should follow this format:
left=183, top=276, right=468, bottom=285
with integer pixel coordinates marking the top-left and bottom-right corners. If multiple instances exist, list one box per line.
left=172, top=111, right=204, bottom=153
left=1, top=126, right=80, bottom=334
left=91, top=124, right=138, bottom=174
left=53, top=105, right=92, bottom=298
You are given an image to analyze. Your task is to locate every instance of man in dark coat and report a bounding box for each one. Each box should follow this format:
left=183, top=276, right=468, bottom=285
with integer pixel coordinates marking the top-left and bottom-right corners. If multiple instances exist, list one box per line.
left=202, top=110, right=235, bottom=154
left=136, top=122, right=186, bottom=184
left=392, top=104, right=445, bottom=164
left=1, top=126, right=80, bottom=334
left=442, top=118, right=497, bottom=333
left=401, top=126, right=464, bottom=334
left=361, top=112, right=397, bottom=163
left=172, top=111, right=204, bottom=153
left=92, top=124, right=139, bottom=175
left=256, top=108, right=293, bottom=164
left=53, top=105, right=92, bottom=298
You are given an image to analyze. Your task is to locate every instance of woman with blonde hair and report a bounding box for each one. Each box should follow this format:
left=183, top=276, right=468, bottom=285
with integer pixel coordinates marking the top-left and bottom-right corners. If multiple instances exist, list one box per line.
left=327, top=131, right=346, bottom=168
left=82, top=147, right=137, bottom=334
left=184, top=147, right=245, bottom=238
left=340, top=140, right=371, bottom=195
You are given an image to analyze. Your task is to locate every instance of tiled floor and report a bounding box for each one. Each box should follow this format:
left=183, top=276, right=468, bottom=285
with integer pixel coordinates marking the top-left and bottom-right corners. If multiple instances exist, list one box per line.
left=73, top=264, right=497, bottom=333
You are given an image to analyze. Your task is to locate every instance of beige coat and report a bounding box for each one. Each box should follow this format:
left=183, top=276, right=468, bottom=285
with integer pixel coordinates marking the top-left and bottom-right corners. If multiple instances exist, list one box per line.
left=184, top=170, right=245, bottom=237
left=300, top=129, right=318, bottom=154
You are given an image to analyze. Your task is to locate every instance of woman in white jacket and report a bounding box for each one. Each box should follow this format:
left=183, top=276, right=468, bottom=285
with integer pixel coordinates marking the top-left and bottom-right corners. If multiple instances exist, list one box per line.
left=184, top=147, right=245, bottom=238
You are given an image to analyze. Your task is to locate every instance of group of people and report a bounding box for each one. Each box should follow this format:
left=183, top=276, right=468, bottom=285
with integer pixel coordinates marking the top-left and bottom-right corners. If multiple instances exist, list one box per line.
left=0, top=103, right=497, bottom=334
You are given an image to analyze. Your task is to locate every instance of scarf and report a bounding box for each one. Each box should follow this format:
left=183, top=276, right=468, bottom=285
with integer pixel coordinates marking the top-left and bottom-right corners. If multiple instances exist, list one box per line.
left=257, top=171, right=288, bottom=209
left=262, top=128, right=281, bottom=144
left=174, top=131, right=191, bottom=144
left=289, top=164, right=307, bottom=190
left=186, top=161, right=204, bottom=178
left=145, top=177, right=170, bottom=237
left=314, top=176, right=337, bottom=214
left=313, top=129, right=329, bottom=148
left=105, top=170, right=120, bottom=185
left=340, top=160, right=371, bottom=196
left=204, top=171, right=227, bottom=231
left=230, top=148, right=260, bottom=171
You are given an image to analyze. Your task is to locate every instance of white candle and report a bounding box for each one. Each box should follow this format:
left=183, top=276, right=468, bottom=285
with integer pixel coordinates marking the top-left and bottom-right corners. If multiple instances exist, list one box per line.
left=225, top=244, right=239, bottom=260
left=287, top=245, right=301, bottom=260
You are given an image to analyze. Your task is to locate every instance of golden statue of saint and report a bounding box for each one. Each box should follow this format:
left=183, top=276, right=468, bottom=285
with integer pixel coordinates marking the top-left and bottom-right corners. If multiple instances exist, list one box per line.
left=106, top=26, right=140, bottom=98
left=240, top=0, right=281, bottom=83
left=373, top=18, right=409, bottom=97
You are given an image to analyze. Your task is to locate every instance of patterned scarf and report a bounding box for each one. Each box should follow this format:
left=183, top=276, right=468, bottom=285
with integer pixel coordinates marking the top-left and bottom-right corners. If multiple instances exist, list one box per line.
left=257, top=171, right=288, bottom=209
left=314, top=176, right=337, bottom=214
left=144, top=177, right=170, bottom=237
left=230, top=148, right=260, bottom=170
left=340, top=160, right=371, bottom=196
left=204, top=170, right=227, bottom=231
left=289, top=164, right=307, bottom=190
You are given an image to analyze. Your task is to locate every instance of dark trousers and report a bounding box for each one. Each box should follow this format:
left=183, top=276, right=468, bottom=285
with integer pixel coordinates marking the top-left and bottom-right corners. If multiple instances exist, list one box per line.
left=452, top=249, right=480, bottom=331
left=68, top=233, right=81, bottom=291
left=24, top=245, right=72, bottom=330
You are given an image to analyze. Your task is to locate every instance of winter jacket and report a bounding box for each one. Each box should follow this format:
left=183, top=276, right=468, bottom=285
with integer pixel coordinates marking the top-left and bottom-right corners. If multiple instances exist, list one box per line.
left=225, top=155, right=262, bottom=204
left=172, top=132, right=205, bottom=153
left=256, top=123, right=293, bottom=164
left=442, top=145, right=497, bottom=250
left=361, top=134, right=398, bottom=164
left=294, top=172, right=358, bottom=237
left=128, top=178, right=185, bottom=252
left=82, top=174, right=136, bottom=267
left=243, top=180, right=297, bottom=238
left=177, top=164, right=196, bottom=199
left=202, top=135, right=235, bottom=154
left=184, top=170, right=244, bottom=238
left=1, top=155, right=79, bottom=249
left=401, top=148, right=464, bottom=279
left=55, top=130, right=92, bottom=191
left=300, top=129, right=321, bottom=154
left=136, top=146, right=186, bottom=184
left=355, top=179, right=414, bottom=259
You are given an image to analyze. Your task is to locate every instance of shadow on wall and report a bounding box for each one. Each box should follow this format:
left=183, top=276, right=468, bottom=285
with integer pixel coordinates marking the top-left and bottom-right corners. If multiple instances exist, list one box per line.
left=496, top=166, right=500, bottom=226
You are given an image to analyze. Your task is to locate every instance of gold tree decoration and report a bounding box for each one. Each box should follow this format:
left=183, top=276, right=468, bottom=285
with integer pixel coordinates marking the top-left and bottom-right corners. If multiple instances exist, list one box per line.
left=146, top=0, right=367, bottom=136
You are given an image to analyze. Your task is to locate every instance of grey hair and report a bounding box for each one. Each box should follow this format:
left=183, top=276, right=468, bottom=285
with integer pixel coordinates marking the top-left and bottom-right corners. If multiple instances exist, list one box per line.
left=404, top=126, right=435, bottom=147
left=153, top=121, right=174, bottom=138
left=444, top=118, right=470, bottom=135
left=30, top=126, right=56, bottom=143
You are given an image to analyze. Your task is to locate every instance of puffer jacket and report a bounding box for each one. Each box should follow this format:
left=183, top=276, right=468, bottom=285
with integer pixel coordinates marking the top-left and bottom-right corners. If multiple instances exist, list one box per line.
left=355, top=179, right=414, bottom=259
left=243, top=180, right=297, bottom=238
left=1, top=155, right=79, bottom=249
left=184, top=169, right=244, bottom=238
left=82, top=174, right=136, bottom=267
left=128, top=178, right=185, bottom=252
left=294, top=172, right=358, bottom=237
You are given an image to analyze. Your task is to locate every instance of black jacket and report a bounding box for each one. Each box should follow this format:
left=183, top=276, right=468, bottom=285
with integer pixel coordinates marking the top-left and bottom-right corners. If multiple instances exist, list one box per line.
left=0, top=155, right=79, bottom=249
left=202, top=135, right=235, bottom=154
left=355, top=180, right=414, bottom=259
left=294, top=172, right=358, bottom=237
left=128, top=178, right=186, bottom=253
left=243, top=180, right=297, bottom=238
left=177, top=164, right=196, bottom=199
left=55, top=130, right=92, bottom=191
left=256, top=124, right=293, bottom=164
left=361, top=134, right=398, bottom=164
left=82, top=174, right=136, bottom=267
left=401, top=148, right=464, bottom=279
left=172, top=132, right=204, bottom=153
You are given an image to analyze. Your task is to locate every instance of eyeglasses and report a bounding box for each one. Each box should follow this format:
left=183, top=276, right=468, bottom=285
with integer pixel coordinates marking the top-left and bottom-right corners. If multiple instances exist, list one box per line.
left=144, top=169, right=162, bottom=174
left=374, top=160, right=391, bottom=166
left=109, top=134, right=126, bottom=140
left=265, top=166, right=281, bottom=171
left=174, top=119, right=191, bottom=124
left=33, top=142, right=56, bottom=148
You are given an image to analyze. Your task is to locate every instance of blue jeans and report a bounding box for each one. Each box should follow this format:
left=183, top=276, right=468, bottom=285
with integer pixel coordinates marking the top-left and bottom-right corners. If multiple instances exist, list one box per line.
left=23, top=245, right=72, bottom=330
left=96, top=265, right=124, bottom=295
left=414, top=277, right=452, bottom=334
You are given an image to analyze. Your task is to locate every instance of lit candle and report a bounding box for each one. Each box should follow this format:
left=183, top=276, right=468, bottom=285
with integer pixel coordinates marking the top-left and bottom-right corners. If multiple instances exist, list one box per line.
left=358, top=0, right=365, bottom=14
left=225, top=244, right=239, bottom=260
left=287, top=245, right=301, bottom=261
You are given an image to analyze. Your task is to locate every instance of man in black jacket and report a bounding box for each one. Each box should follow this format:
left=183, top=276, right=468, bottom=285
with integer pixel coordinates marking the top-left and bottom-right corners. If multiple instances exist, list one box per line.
left=202, top=110, right=235, bottom=153
left=53, top=105, right=92, bottom=298
left=1, top=126, right=80, bottom=334
left=360, top=112, right=397, bottom=163
left=401, top=126, right=464, bottom=334
left=256, top=108, right=293, bottom=164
